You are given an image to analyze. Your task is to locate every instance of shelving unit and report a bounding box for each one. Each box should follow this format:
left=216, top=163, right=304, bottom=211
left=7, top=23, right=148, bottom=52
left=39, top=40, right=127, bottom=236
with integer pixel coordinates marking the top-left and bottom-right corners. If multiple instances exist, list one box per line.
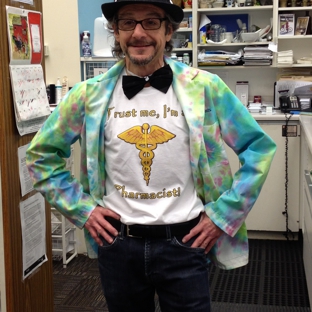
left=81, top=57, right=116, bottom=80
left=277, top=5, right=312, bottom=66
left=192, top=4, right=274, bottom=67
left=51, top=208, right=77, bottom=268
left=178, top=3, right=310, bottom=66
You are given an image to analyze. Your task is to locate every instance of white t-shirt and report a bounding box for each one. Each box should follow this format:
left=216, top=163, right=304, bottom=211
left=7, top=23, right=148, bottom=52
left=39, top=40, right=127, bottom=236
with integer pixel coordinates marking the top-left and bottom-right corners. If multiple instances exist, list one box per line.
left=103, top=72, right=204, bottom=225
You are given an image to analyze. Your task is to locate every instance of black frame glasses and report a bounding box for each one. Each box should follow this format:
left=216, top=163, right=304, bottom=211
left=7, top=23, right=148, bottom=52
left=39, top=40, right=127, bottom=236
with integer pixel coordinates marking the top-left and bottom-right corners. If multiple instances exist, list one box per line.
left=117, top=18, right=167, bottom=31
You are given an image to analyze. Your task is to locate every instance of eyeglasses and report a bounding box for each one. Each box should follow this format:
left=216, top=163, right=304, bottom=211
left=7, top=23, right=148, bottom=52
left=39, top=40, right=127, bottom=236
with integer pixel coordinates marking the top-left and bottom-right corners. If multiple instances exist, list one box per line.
left=117, top=18, right=167, bottom=31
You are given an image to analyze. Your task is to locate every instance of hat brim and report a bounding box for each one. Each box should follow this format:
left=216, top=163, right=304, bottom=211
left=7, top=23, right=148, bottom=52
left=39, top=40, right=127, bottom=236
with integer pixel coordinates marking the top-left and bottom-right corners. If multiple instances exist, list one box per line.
left=101, top=1, right=184, bottom=23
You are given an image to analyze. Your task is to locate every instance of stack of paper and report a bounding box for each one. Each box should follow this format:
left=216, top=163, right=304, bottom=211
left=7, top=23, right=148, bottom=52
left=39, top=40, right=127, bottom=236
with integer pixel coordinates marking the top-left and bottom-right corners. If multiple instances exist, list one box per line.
left=243, top=45, right=273, bottom=66
left=248, top=102, right=262, bottom=113
left=277, top=50, right=294, bottom=65
left=296, top=57, right=312, bottom=65
left=198, top=49, right=243, bottom=66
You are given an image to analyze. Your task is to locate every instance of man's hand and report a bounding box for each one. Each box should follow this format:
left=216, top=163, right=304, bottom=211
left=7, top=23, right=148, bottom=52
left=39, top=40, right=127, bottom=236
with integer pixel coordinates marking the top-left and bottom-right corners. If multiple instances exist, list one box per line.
left=84, top=206, right=120, bottom=246
left=182, top=212, right=224, bottom=254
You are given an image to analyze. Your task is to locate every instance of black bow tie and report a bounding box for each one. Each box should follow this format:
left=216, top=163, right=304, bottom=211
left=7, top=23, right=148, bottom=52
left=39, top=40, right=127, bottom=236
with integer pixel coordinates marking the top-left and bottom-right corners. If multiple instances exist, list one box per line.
left=122, top=64, right=173, bottom=100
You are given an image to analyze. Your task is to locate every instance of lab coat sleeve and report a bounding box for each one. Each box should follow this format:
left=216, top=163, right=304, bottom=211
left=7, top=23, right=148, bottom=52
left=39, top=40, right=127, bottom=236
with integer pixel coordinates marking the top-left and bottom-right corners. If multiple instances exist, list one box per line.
left=26, top=82, right=97, bottom=229
left=204, top=75, right=276, bottom=237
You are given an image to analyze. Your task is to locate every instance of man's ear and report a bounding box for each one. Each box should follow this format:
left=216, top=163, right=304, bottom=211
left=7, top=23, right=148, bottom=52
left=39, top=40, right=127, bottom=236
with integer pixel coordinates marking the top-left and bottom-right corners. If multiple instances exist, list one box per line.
left=165, top=24, right=173, bottom=42
left=113, top=25, right=120, bottom=42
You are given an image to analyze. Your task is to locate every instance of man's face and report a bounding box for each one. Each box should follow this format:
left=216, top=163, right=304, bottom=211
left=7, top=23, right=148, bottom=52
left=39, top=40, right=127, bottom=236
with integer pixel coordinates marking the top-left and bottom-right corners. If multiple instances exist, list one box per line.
left=114, top=4, right=173, bottom=68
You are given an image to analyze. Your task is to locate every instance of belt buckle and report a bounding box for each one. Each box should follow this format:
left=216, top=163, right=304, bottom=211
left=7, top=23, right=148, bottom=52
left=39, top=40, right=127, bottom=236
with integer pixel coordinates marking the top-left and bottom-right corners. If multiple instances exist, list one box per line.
left=126, top=225, right=142, bottom=238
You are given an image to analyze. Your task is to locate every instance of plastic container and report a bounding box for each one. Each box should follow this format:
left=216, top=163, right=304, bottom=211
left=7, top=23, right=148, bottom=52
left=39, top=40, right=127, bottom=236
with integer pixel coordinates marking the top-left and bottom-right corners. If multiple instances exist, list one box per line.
left=93, top=16, right=114, bottom=57
left=55, top=77, right=62, bottom=104
left=81, top=31, right=92, bottom=58
left=199, top=26, right=207, bottom=44
left=171, top=53, right=177, bottom=60
left=188, top=16, right=192, bottom=28
left=61, top=76, right=69, bottom=99
left=183, top=53, right=190, bottom=65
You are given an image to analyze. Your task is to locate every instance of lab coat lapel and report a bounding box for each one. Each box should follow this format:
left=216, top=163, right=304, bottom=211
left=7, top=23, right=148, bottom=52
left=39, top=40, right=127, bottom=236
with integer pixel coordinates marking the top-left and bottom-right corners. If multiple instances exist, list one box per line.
left=84, top=61, right=125, bottom=199
left=169, top=59, right=205, bottom=175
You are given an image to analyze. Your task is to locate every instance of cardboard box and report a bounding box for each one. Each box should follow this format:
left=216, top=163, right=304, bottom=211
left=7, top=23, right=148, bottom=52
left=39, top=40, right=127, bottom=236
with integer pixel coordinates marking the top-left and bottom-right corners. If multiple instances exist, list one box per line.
left=236, top=81, right=249, bottom=107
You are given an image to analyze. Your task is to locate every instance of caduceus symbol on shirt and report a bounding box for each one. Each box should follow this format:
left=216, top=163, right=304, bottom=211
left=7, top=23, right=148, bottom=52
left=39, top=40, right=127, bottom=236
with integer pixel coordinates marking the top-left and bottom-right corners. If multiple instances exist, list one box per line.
left=117, top=123, right=176, bottom=185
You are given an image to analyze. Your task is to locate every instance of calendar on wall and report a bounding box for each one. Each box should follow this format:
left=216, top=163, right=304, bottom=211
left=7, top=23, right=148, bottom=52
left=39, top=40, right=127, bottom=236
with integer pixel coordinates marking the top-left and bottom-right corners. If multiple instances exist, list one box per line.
left=9, top=64, right=51, bottom=122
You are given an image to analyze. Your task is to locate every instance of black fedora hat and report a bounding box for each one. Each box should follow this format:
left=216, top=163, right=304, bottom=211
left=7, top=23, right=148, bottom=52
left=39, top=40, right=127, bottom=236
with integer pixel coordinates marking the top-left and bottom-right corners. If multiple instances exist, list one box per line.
left=102, top=0, right=184, bottom=23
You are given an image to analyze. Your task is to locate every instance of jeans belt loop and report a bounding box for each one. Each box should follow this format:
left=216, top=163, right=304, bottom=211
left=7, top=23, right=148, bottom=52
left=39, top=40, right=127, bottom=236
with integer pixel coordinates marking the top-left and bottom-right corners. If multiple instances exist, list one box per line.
left=126, top=225, right=142, bottom=238
left=119, top=223, right=125, bottom=240
left=166, top=225, right=171, bottom=241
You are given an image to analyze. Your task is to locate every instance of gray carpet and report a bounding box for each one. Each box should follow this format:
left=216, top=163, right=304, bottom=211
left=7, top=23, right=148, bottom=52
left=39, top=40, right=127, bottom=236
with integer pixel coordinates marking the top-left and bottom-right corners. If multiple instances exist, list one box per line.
left=53, top=239, right=311, bottom=312
left=211, top=303, right=310, bottom=312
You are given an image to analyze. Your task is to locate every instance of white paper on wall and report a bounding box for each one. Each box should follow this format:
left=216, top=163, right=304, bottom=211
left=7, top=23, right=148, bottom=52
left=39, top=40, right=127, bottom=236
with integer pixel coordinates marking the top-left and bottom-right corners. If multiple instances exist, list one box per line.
left=12, top=0, right=34, bottom=5
left=30, top=24, right=41, bottom=53
left=18, top=144, right=34, bottom=197
left=9, top=64, right=51, bottom=122
left=20, top=192, right=47, bottom=280
left=15, top=115, right=48, bottom=136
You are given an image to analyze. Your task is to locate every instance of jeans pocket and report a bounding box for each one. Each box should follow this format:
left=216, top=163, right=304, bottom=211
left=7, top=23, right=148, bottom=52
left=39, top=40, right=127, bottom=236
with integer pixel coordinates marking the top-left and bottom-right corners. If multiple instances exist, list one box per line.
left=98, top=234, right=118, bottom=250
left=171, top=235, right=205, bottom=253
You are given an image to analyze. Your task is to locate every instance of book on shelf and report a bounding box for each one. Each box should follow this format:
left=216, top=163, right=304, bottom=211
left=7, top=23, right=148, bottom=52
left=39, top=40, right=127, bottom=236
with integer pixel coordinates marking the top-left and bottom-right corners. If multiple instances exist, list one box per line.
left=295, top=17, right=310, bottom=36
left=278, top=14, right=295, bottom=36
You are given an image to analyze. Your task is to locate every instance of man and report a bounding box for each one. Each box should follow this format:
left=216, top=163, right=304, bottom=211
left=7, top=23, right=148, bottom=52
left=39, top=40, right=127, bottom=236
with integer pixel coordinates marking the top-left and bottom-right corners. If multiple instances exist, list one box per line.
left=26, top=0, right=276, bottom=311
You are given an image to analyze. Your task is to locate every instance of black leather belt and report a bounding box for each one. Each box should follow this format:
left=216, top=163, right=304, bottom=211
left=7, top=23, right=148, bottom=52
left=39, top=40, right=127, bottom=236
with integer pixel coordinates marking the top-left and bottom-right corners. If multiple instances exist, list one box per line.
left=106, top=214, right=201, bottom=239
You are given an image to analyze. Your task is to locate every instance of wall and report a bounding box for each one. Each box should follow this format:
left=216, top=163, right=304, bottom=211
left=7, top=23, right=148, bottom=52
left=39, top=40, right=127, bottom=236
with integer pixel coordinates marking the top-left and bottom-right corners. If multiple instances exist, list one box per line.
left=42, top=0, right=81, bottom=86
left=208, top=67, right=278, bottom=104
left=78, top=0, right=107, bottom=46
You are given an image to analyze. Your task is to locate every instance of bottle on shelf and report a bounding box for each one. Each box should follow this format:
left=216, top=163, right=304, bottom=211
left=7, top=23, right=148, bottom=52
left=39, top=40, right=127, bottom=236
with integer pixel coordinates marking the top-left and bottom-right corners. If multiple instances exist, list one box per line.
left=183, top=52, right=190, bottom=65
left=81, top=31, right=92, bottom=58
left=239, top=23, right=247, bottom=42
left=61, top=76, right=69, bottom=99
left=171, top=52, right=178, bottom=60
left=55, top=77, right=62, bottom=105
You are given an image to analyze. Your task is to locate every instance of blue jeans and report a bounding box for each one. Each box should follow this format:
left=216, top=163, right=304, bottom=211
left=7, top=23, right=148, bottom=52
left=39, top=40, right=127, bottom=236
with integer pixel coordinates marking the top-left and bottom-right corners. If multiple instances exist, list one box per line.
left=98, top=224, right=211, bottom=312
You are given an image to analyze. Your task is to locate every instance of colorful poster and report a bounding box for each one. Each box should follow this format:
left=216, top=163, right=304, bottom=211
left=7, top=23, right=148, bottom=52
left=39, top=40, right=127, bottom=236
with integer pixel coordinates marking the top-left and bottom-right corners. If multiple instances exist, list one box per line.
left=6, top=6, right=43, bottom=65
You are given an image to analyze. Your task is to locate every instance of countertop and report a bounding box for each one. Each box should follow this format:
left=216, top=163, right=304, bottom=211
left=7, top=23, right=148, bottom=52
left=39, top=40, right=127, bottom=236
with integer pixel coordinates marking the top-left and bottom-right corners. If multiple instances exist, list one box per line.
left=251, top=111, right=300, bottom=121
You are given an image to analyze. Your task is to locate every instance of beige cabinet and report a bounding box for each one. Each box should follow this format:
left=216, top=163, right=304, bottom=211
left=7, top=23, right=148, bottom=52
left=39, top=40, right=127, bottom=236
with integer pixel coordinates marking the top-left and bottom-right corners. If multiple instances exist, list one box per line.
left=303, top=169, right=312, bottom=308
left=224, top=119, right=300, bottom=232
left=299, top=116, right=312, bottom=308
left=246, top=121, right=300, bottom=231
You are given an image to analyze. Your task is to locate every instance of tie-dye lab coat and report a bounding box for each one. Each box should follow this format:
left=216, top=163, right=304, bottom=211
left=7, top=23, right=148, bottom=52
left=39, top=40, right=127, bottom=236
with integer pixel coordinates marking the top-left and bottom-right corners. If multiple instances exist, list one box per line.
left=26, top=57, right=276, bottom=270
